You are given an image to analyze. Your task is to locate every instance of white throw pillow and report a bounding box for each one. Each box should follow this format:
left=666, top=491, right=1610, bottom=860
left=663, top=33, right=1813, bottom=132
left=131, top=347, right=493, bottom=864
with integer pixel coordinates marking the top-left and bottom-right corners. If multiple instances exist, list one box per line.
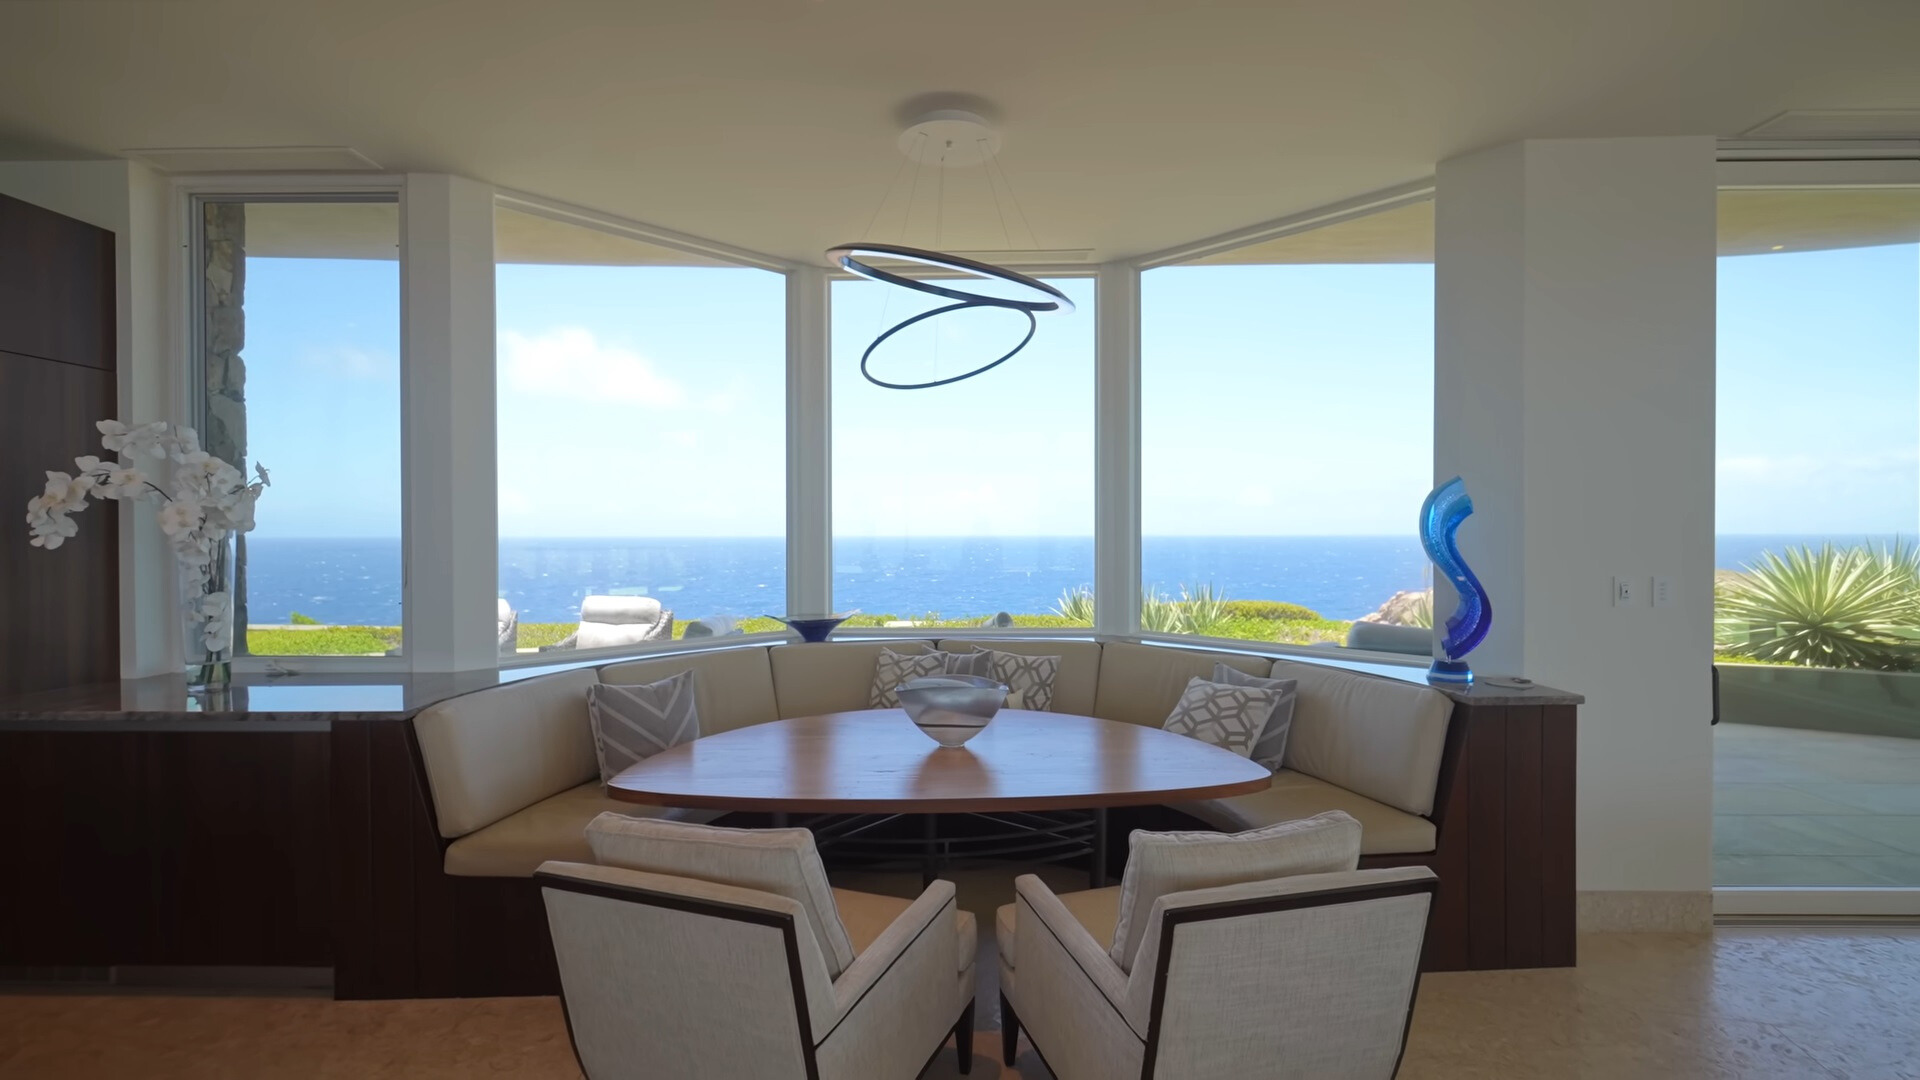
left=870, top=648, right=986, bottom=707
left=585, top=672, right=700, bottom=785
left=1108, top=811, right=1363, bottom=971
left=1161, top=676, right=1281, bottom=759
left=978, top=649, right=1060, bottom=712
left=1210, top=662, right=1299, bottom=771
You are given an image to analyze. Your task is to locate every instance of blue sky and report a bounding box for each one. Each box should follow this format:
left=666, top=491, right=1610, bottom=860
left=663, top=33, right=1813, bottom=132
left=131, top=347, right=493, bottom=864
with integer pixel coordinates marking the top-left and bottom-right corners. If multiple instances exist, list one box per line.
left=240, top=238, right=1918, bottom=542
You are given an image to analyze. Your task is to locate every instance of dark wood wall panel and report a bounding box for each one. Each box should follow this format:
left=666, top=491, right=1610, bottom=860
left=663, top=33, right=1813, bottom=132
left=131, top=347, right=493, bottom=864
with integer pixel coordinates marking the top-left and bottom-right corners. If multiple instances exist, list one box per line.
left=1540, top=704, right=1579, bottom=966
left=0, top=193, right=115, bottom=369
left=0, top=192, right=119, bottom=697
left=0, top=731, right=332, bottom=967
left=1503, top=707, right=1546, bottom=967
left=0, top=352, right=120, bottom=695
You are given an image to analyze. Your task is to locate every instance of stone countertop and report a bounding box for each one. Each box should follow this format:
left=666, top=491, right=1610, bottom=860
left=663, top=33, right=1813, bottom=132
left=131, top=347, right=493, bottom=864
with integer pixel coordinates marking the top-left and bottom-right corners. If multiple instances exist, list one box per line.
left=1232, top=648, right=1585, bottom=706
left=0, top=641, right=1583, bottom=732
left=0, top=666, right=584, bottom=731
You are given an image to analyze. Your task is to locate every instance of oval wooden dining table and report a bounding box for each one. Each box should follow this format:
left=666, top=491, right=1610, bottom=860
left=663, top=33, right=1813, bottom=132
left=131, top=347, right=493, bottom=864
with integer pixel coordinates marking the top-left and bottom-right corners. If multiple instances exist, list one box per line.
left=606, top=708, right=1272, bottom=885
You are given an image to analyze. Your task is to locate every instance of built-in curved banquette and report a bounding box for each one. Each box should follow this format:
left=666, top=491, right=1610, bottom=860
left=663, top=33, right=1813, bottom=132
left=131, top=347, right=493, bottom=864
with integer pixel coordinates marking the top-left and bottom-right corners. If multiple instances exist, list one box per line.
left=336, top=638, right=1576, bottom=1000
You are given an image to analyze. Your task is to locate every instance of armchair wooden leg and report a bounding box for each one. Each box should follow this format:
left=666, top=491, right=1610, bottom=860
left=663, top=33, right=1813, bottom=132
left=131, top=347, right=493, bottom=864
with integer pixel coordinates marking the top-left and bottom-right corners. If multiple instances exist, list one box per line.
left=954, top=998, right=975, bottom=1074
left=999, top=992, right=1019, bottom=1065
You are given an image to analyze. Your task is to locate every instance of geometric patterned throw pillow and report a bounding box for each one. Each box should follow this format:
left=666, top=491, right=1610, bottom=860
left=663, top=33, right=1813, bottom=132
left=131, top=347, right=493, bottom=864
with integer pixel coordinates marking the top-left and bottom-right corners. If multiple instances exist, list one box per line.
left=586, top=672, right=701, bottom=785
left=979, top=649, right=1060, bottom=712
left=1160, top=676, right=1282, bottom=759
left=869, top=648, right=951, bottom=708
left=1209, top=662, right=1298, bottom=771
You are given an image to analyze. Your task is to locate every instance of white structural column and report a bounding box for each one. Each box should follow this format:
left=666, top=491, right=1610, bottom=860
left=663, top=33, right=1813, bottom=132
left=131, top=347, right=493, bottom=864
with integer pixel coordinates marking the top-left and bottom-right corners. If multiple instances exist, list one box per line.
left=1434, top=138, right=1718, bottom=924
left=786, top=265, right=833, bottom=616
left=402, top=174, right=499, bottom=672
left=1094, top=263, right=1142, bottom=636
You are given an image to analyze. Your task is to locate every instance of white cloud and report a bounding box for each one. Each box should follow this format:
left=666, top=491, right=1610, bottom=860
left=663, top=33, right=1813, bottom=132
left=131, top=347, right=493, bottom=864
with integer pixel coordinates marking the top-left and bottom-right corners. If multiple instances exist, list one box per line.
left=302, top=345, right=393, bottom=380
left=501, top=327, right=685, bottom=407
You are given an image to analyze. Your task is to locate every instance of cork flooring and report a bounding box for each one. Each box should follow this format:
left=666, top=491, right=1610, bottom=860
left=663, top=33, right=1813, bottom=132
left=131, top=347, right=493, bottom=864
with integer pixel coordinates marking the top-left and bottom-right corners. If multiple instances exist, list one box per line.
left=3, top=926, right=1916, bottom=1078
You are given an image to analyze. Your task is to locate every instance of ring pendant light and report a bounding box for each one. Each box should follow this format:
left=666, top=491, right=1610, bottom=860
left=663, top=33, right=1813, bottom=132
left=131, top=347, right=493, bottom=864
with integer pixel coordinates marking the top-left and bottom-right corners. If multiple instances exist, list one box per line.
left=829, top=108, right=1073, bottom=390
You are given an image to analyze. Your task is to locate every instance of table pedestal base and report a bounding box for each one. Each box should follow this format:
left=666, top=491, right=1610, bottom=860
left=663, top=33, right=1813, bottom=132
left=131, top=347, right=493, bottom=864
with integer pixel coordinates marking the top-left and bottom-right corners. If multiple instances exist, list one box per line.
left=768, top=808, right=1110, bottom=888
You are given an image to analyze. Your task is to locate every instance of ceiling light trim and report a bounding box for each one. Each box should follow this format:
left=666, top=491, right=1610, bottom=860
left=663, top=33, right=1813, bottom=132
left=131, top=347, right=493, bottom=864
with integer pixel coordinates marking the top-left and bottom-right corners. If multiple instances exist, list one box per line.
left=123, top=145, right=381, bottom=174
left=1130, top=178, right=1435, bottom=270
left=494, top=187, right=798, bottom=273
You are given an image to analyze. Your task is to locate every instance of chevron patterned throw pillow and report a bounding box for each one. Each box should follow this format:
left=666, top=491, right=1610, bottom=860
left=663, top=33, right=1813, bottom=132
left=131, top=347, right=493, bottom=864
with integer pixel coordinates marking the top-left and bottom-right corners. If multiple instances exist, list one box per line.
left=587, top=671, right=701, bottom=784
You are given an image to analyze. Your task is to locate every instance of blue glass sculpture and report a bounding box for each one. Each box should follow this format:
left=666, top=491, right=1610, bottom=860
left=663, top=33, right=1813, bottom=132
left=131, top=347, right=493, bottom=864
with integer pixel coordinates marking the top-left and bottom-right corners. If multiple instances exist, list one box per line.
left=1419, top=477, right=1492, bottom=685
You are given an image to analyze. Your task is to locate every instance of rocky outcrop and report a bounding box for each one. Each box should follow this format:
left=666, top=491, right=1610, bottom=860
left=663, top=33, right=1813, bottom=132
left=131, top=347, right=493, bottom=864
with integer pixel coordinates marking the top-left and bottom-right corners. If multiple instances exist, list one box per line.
left=1360, top=589, right=1432, bottom=627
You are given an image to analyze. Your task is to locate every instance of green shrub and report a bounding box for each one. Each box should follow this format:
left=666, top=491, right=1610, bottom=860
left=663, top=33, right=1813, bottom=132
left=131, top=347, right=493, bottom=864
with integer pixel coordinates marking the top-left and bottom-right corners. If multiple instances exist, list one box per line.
left=1140, top=588, right=1186, bottom=634
left=288, top=611, right=320, bottom=626
left=1220, top=600, right=1325, bottom=622
left=1715, top=542, right=1920, bottom=670
left=244, top=626, right=399, bottom=656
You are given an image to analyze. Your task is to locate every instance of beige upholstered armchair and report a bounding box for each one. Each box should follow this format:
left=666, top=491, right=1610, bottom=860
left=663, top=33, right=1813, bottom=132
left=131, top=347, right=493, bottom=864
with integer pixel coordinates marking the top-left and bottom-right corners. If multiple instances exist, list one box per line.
left=537, top=815, right=977, bottom=1080
left=997, top=812, right=1436, bottom=1080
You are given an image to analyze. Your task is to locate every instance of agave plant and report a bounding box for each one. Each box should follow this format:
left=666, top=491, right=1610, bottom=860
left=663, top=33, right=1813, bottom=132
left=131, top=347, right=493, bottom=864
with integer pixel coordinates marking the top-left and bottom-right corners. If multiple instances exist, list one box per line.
left=1052, top=585, right=1096, bottom=627
left=1140, top=587, right=1187, bottom=634
left=1179, top=582, right=1234, bottom=638
left=1715, top=542, right=1920, bottom=670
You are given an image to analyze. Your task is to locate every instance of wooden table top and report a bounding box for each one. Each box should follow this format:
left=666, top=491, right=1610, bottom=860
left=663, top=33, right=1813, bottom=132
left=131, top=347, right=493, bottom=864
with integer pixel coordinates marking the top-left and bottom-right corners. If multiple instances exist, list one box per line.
left=606, top=709, right=1273, bottom=813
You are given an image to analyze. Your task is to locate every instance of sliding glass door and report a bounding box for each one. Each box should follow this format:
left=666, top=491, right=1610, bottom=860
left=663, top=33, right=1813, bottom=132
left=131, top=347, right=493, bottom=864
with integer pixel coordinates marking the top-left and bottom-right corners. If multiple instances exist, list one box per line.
left=1713, top=179, right=1920, bottom=914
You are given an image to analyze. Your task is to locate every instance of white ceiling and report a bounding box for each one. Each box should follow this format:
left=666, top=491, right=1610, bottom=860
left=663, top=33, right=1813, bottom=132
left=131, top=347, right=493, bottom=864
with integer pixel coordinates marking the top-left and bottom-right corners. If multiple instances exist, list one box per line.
left=3, top=0, right=1918, bottom=265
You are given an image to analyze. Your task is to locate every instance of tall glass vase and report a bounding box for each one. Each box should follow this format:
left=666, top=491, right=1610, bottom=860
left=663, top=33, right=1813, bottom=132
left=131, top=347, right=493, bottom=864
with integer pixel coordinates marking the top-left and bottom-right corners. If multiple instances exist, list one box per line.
left=181, top=533, right=235, bottom=691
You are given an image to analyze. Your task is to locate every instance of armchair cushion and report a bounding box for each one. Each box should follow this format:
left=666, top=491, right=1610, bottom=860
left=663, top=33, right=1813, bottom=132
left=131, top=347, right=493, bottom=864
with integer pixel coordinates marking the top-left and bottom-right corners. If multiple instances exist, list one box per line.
left=995, top=883, right=1119, bottom=979
left=1109, top=810, right=1362, bottom=971
left=584, top=813, right=859, bottom=977
left=832, top=887, right=976, bottom=975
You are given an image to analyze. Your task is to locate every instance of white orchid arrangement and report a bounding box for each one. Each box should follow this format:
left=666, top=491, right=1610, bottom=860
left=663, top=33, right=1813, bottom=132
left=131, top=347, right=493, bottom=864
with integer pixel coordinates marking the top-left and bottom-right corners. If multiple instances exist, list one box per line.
left=25, top=419, right=268, bottom=653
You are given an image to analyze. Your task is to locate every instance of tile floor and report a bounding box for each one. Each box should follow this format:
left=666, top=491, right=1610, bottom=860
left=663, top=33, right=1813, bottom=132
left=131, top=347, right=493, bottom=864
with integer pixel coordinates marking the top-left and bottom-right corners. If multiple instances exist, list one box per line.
left=3, top=927, right=1917, bottom=1078
left=1714, top=722, right=1920, bottom=887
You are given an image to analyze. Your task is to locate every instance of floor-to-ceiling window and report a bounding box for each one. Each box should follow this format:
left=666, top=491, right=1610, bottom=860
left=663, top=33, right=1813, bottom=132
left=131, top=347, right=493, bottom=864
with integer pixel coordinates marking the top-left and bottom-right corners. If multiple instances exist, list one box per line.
left=830, top=272, right=1096, bottom=628
left=1138, top=201, right=1435, bottom=650
left=1713, top=185, right=1920, bottom=904
left=494, top=205, right=787, bottom=654
left=194, top=196, right=404, bottom=657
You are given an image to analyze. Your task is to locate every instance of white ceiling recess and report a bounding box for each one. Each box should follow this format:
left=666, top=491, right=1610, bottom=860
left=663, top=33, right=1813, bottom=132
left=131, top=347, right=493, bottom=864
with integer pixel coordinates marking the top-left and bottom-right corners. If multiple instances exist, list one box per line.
left=3, top=0, right=1919, bottom=264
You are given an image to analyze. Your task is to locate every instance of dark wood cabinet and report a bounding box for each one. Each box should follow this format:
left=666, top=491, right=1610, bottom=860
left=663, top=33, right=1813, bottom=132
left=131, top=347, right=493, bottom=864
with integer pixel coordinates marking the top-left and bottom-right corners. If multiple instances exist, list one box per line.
left=0, top=193, right=120, bottom=696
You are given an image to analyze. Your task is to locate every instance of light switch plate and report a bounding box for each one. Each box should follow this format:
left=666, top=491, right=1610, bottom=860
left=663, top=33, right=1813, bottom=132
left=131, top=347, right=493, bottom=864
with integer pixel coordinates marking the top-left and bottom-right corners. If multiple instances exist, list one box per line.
left=1652, top=575, right=1674, bottom=608
left=1613, top=576, right=1637, bottom=606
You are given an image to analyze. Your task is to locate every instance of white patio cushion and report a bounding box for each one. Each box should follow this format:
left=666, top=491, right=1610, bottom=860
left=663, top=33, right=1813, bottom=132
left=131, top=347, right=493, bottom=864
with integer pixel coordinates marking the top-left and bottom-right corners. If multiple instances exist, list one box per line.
left=584, top=813, right=859, bottom=977
left=1270, top=658, right=1452, bottom=816
left=1108, top=810, right=1362, bottom=971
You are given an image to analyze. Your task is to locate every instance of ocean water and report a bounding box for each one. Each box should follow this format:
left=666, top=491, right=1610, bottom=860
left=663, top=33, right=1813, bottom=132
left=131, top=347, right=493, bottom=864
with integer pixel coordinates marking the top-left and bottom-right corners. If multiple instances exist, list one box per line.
left=235, top=533, right=1909, bottom=626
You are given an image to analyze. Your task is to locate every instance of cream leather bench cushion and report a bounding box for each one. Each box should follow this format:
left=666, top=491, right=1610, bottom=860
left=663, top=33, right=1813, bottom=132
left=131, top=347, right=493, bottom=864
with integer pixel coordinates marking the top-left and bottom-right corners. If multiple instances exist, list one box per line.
left=599, top=644, right=779, bottom=734
left=1091, top=641, right=1272, bottom=727
left=769, top=640, right=934, bottom=718
left=937, top=638, right=1102, bottom=716
left=1172, top=770, right=1436, bottom=855
left=415, top=668, right=601, bottom=839
left=1270, top=659, right=1452, bottom=817
left=443, top=780, right=722, bottom=877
